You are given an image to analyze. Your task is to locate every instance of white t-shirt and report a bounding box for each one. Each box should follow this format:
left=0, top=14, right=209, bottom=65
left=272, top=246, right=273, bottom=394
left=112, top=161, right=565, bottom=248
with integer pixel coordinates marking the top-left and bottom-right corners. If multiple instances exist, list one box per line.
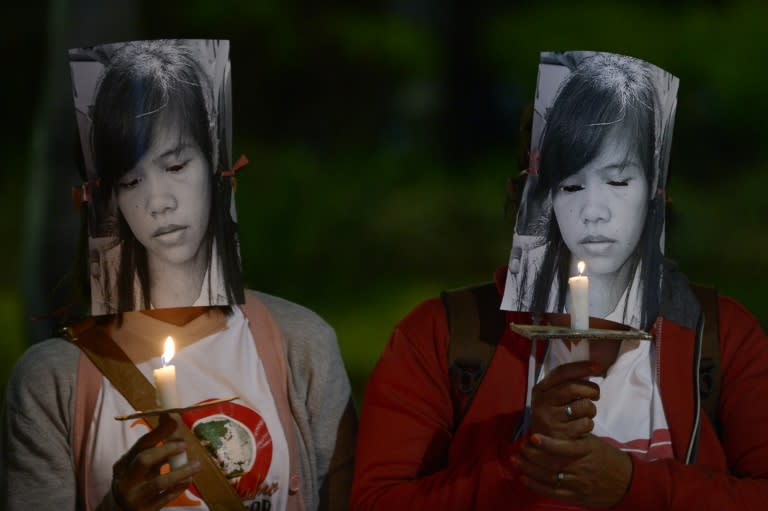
left=541, top=339, right=673, bottom=461
left=86, top=308, right=290, bottom=510
left=539, top=266, right=673, bottom=462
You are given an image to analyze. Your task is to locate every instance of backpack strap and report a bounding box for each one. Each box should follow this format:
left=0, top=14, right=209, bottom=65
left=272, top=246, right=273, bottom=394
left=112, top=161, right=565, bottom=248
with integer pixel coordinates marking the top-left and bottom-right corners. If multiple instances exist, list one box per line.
left=73, top=351, right=102, bottom=511
left=690, top=284, right=722, bottom=437
left=240, top=292, right=306, bottom=511
left=63, top=319, right=247, bottom=511
left=441, top=282, right=505, bottom=433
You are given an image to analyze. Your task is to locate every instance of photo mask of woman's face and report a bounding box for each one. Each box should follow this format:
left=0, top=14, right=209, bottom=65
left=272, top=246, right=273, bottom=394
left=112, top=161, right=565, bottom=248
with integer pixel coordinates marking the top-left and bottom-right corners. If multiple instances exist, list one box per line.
left=500, top=51, right=679, bottom=330
left=114, top=119, right=212, bottom=271
left=69, top=39, right=242, bottom=315
left=552, top=126, right=649, bottom=277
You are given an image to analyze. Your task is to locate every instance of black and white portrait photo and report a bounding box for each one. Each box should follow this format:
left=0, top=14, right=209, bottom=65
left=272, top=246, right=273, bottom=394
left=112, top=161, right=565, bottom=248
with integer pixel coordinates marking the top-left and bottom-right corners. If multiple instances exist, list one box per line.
left=69, top=39, right=244, bottom=315
left=501, top=51, right=679, bottom=331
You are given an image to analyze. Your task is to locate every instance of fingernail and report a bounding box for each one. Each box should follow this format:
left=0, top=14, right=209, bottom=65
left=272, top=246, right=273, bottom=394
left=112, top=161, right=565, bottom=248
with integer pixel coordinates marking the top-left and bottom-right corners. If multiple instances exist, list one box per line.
left=191, top=460, right=201, bottom=469
left=176, top=441, right=187, bottom=450
left=530, top=435, right=542, bottom=446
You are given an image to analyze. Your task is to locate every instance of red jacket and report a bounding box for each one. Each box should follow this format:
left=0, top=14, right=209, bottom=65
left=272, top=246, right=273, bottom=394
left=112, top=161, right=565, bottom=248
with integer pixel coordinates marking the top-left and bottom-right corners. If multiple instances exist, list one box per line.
left=351, top=267, right=768, bottom=510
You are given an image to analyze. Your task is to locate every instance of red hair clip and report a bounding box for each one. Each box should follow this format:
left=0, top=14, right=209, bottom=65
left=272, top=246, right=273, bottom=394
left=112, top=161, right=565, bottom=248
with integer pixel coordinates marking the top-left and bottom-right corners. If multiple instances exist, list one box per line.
left=221, top=154, right=249, bottom=177
left=658, top=188, right=673, bottom=206
left=527, top=149, right=540, bottom=176
left=71, top=179, right=100, bottom=209
left=220, top=154, right=249, bottom=193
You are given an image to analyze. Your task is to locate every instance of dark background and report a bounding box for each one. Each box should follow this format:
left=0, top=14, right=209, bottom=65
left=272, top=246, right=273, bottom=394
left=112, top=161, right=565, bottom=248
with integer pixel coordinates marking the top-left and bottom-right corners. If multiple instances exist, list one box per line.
left=2, top=0, right=767, bottom=404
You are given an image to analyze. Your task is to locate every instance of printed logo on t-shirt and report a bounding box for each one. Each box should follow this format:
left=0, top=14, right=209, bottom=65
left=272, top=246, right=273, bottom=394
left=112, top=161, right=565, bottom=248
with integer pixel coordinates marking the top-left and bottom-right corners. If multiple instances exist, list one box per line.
left=152, top=399, right=280, bottom=509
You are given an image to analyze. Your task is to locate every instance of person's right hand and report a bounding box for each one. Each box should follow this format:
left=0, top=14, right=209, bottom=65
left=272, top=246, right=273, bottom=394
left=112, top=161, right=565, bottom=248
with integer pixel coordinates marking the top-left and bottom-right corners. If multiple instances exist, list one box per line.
left=110, top=414, right=202, bottom=510
left=530, top=360, right=602, bottom=440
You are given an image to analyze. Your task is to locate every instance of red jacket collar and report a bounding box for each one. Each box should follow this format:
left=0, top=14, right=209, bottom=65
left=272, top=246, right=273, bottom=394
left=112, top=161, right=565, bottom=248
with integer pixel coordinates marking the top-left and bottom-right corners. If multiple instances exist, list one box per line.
left=652, top=316, right=699, bottom=461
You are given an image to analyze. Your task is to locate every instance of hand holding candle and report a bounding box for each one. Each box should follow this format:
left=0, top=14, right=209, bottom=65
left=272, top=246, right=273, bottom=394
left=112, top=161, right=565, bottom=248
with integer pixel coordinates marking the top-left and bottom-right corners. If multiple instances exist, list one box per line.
left=568, top=261, right=589, bottom=330
left=152, top=336, right=188, bottom=470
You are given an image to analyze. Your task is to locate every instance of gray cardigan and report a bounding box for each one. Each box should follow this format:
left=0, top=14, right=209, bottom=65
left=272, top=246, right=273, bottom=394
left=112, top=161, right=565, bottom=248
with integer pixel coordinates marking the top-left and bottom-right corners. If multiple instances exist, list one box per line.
left=1, top=291, right=352, bottom=510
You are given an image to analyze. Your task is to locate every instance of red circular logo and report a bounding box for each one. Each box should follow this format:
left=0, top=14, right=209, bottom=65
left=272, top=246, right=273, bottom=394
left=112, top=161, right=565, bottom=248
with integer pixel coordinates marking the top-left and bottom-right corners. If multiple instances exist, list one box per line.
left=183, top=399, right=273, bottom=500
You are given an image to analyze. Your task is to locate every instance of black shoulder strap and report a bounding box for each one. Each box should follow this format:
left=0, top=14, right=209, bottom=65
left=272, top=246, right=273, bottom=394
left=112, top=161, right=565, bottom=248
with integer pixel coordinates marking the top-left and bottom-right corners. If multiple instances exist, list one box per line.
left=690, top=284, right=721, bottom=436
left=441, top=282, right=506, bottom=433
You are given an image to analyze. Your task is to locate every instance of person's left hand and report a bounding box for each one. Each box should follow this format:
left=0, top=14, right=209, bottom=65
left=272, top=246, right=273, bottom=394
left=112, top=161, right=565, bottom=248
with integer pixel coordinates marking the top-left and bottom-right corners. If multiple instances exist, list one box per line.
left=513, top=433, right=632, bottom=509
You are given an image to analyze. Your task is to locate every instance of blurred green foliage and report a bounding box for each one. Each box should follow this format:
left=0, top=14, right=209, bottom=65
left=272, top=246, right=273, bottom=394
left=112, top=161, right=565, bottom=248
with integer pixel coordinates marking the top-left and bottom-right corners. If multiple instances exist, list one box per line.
left=1, top=0, right=767, bottom=407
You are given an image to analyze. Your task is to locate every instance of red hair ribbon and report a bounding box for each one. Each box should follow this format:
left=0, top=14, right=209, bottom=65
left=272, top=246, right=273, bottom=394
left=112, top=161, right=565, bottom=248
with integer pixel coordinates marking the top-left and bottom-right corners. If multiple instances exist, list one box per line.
left=221, top=154, right=249, bottom=177
left=527, top=149, right=540, bottom=176
left=71, top=179, right=100, bottom=208
left=657, top=187, right=673, bottom=205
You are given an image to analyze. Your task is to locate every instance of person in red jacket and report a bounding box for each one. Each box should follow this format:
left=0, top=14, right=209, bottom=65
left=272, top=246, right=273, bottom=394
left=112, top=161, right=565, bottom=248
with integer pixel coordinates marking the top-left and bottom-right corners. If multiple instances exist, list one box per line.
left=351, top=52, right=768, bottom=510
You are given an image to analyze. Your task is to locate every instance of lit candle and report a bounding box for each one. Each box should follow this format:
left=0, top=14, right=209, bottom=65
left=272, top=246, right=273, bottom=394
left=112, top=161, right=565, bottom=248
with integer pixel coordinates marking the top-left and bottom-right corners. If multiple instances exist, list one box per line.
left=152, top=336, right=188, bottom=469
left=568, top=261, right=589, bottom=330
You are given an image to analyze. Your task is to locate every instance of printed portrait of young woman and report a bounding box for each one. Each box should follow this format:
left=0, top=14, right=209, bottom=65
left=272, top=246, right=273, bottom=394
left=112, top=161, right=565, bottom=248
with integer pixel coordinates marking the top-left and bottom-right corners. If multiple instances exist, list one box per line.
left=501, top=51, right=679, bottom=333
left=70, top=39, right=243, bottom=314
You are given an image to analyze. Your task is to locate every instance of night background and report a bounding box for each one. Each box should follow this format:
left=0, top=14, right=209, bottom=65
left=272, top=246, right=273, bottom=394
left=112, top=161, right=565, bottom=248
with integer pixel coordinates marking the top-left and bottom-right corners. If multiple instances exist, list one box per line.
left=1, top=0, right=766, bottom=406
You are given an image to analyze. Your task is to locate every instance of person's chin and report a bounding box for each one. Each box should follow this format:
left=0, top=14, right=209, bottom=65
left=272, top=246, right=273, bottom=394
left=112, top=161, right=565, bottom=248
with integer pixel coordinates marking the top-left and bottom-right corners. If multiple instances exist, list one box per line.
left=570, top=247, right=619, bottom=273
left=148, top=245, right=199, bottom=267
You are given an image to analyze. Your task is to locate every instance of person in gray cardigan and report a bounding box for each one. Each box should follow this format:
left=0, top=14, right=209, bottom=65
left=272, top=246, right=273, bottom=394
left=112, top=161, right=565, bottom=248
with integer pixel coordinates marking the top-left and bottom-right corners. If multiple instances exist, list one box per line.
left=2, top=291, right=356, bottom=511
left=1, top=39, right=356, bottom=511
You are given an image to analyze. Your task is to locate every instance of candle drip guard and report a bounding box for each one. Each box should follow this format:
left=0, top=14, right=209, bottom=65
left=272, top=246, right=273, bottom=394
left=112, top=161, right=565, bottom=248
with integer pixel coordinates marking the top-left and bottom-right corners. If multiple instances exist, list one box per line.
left=510, top=312, right=652, bottom=341
left=114, top=396, right=239, bottom=421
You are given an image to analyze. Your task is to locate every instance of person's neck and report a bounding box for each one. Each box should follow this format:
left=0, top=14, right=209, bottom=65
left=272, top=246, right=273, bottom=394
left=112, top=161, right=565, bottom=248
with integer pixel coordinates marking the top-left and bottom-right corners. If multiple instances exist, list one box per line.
left=575, top=260, right=634, bottom=318
left=147, top=248, right=209, bottom=308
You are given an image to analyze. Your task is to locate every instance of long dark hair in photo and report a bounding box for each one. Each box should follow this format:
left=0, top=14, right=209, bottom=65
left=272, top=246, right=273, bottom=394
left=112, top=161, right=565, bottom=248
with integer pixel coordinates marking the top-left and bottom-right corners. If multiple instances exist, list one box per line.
left=528, top=53, right=664, bottom=330
left=90, top=40, right=243, bottom=312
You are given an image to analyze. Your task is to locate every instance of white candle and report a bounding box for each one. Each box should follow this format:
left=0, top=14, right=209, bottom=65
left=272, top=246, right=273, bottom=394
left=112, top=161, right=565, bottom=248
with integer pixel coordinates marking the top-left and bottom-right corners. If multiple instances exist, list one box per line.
left=568, top=261, right=589, bottom=330
left=152, top=336, right=188, bottom=469
left=154, top=364, right=179, bottom=408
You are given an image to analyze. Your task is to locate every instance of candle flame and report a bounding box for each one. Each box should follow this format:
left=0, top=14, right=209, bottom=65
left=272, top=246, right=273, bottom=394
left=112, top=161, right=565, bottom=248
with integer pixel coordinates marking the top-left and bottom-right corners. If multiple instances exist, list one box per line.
left=161, top=336, right=175, bottom=366
left=577, top=261, right=586, bottom=275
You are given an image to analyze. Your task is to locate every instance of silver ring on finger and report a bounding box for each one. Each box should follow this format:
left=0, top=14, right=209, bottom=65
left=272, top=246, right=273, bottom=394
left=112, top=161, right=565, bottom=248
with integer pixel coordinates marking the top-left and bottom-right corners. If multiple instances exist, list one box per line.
left=556, top=471, right=565, bottom=486
left=564, top=403, right=574, bottom=418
